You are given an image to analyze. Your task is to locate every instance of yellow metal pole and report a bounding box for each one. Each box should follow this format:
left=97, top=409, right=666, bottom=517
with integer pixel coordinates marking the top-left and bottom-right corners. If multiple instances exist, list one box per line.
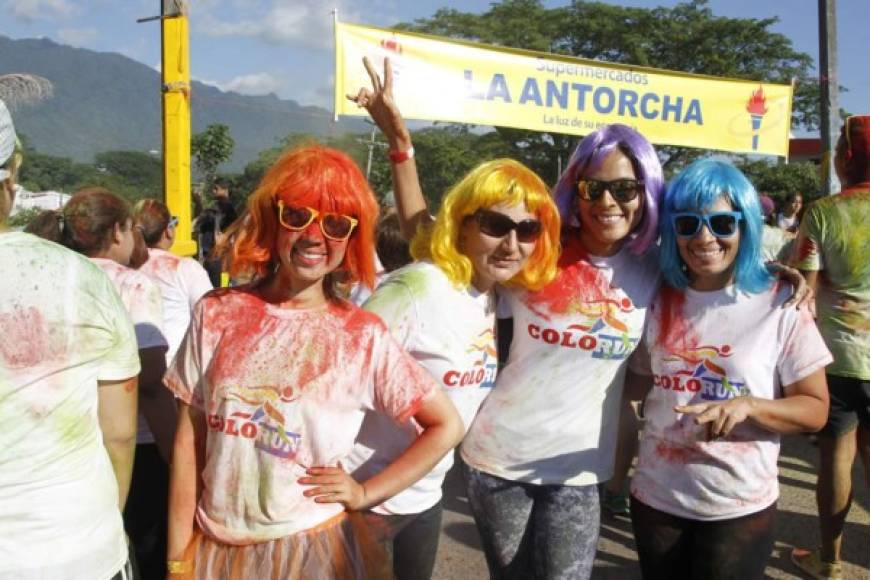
left=161, top=1, right=196, bottom=256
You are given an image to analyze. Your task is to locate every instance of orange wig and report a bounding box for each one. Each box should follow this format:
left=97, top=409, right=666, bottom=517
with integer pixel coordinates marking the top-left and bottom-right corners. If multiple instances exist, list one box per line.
left=230, top=144, right=379, bottom=291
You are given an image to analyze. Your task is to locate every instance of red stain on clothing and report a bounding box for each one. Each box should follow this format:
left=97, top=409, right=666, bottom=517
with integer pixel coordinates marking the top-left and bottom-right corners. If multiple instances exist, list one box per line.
left=795, top=236, right=816, bottom=263
left=0, top=306, right=62, bottom=368
left=524, top=237, right=625, bottom=320
left=657, top=286, right=699, bottom=354
left=654, top=439, right=696, bottom=463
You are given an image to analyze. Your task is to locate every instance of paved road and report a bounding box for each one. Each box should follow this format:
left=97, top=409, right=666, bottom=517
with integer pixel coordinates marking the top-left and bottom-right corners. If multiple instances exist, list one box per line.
left=432, top=435, right=869, bottom=579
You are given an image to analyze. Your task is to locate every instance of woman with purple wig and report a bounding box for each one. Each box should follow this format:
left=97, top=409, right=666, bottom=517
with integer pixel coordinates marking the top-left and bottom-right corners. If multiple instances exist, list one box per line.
left=458, top=125, right=664, bottom=579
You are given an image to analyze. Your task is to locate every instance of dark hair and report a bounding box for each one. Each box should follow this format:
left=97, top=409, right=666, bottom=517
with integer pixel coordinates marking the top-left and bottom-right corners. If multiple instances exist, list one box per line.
left=376, top=213, right=412, bottom=273
left=133, top=198, right=171, bottom=247
left=24, top=209, right=65, bottom=239
left=29, top=187, right=131, bottom=255
left=213, top=177, right=231, bottom=190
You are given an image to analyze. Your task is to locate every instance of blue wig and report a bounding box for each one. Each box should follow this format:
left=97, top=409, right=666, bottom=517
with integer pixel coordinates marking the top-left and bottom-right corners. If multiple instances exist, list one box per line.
left=553, top=124, right=663, bottom=255
left=659, top=158, right=773, bottom=293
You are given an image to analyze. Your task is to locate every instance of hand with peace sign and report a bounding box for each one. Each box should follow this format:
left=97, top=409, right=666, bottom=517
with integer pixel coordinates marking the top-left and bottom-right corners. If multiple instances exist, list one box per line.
left=347, top=56, right=433, bottom=239
left=347, top=57, right=412, bottom=152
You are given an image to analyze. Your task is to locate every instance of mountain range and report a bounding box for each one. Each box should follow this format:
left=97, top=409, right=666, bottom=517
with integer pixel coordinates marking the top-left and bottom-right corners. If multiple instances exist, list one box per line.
left=0, top=35, right=367, bottom=171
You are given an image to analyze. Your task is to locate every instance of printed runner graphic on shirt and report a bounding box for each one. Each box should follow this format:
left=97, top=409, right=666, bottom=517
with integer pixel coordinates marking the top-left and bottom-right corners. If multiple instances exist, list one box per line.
left=526, top=295, right=638, bottom=360
left=208, top=385, right=303, bottom=459
left=655, top=344, right=748, bottom=401
left=442, top=328, right=498, bottom=389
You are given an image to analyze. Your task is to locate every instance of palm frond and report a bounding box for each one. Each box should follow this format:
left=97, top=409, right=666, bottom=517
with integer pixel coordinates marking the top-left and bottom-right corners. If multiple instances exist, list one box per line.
left=0, top=74, right=54, bottom=110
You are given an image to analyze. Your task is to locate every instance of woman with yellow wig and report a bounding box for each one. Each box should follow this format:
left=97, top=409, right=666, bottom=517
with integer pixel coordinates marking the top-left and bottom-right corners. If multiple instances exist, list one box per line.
left=163, top=144, right=463, bottom=579
left=343, top=122, right=561, bottom=579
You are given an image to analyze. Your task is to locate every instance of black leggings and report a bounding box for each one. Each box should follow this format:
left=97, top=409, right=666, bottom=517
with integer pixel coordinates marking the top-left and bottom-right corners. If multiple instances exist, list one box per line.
left=629, top=495, right=776, bottom=580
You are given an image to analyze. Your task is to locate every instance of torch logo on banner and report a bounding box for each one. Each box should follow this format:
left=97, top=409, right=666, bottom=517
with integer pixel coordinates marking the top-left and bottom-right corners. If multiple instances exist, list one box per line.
left=377, top=36, right=403, bottom=82
left=745, top=86, right=768, bottom=151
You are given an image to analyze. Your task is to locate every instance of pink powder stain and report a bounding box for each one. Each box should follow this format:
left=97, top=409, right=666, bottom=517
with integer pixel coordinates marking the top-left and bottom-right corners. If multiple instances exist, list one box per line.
left=657, top=287, right=700, bottom=356
left=654, top=439, right=697, bottom=463
left=524, top=237, right=625, bottom=320
left=0, top=306, right=63, bottom=368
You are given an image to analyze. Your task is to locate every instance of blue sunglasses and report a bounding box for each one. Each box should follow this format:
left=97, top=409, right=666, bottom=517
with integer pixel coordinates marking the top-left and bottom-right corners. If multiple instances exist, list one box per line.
left=672, top=211, right=743, bottom=238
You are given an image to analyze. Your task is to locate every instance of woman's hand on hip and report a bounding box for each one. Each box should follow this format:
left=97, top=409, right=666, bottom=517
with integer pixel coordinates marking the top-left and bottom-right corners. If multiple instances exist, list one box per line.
left=299, top=463, right=370, bottom=511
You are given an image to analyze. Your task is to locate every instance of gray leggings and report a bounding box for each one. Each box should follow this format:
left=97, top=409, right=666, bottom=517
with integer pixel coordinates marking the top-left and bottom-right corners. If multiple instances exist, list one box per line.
left=462, top=462, right=600, bottom=580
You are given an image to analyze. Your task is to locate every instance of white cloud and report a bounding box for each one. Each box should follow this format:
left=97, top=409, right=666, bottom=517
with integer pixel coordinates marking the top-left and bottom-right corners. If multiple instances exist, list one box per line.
left=222, top=72, right=283, bottom=95
left=56, top=27, right=97, bottom=47
left=196, top=1, right=359, bottom=50
left=6, top=0, right=75, bottom=21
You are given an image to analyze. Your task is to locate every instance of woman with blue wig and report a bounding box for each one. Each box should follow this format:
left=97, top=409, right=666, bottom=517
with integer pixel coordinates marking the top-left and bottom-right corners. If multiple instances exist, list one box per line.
left=351, top=57, right=664, bottom=579
left=625, top=159, right=831, bottom=578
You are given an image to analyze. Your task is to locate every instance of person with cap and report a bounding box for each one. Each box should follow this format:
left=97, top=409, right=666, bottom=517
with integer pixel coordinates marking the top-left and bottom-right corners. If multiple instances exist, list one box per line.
left=0, top=96, right=139, bottom=578
left=791, top=115, right=870, bottom=580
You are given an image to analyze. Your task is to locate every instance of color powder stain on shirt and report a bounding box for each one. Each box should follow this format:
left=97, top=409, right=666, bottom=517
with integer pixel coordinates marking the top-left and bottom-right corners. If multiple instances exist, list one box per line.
left=0, top=305, right=64, bottom=368
left=524, top=237, right=627, bottom=321
left=656, top=286, right=699, bottom=355
left=795, top=235, right=817, bottom=263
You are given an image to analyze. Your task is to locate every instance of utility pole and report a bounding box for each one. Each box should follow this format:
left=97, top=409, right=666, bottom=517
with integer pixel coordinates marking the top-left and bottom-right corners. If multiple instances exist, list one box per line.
left=356, top=120, right=387, bottom=181
left=818, top=0, right=840, bottom=195
left=139, top=0, right=195, bottom=255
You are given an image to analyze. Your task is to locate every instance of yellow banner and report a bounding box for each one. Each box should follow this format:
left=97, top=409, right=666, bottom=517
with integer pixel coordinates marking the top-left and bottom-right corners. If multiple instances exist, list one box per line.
left=335, top=21, right=793, bottom=157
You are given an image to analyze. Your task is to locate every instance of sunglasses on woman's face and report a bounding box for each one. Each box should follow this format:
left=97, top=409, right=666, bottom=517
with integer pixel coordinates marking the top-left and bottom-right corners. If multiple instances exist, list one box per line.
left=672, top=211, right=743, bottom=239
left=277, top=201, right=359, bottom=241
left=473, top=209, right=542, bottom=243
left=577, top=179, right=644, bottom=203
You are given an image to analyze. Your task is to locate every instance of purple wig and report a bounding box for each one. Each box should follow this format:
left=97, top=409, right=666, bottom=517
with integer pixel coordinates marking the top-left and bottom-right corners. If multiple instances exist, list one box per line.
left=552, top=124, right=663, bottom=255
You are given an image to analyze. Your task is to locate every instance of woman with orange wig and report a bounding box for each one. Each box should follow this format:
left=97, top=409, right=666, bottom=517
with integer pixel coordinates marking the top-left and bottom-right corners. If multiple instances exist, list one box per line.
left=163, top=144, right=463, bottom=579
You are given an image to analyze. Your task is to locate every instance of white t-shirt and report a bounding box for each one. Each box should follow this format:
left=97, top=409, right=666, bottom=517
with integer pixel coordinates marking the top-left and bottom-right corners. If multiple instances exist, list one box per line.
left=139, top=248, right=212, bottom=363
left=0, top=232, right=140, bottom=580
left=164, top=288, right=438, bottom=544
left=461, top=238, right=661, bottom=485
left=346, top=261, right=497, bottom=514
left=92, top=258, right=167, bottom=445
left=630, top=284, right=832, bottom=521
left=776, top=212, right=799, bottom=231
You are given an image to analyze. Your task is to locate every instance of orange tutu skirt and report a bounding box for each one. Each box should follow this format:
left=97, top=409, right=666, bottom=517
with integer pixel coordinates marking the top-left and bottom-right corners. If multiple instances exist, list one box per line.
left=179, top=512, right=390, bottom=580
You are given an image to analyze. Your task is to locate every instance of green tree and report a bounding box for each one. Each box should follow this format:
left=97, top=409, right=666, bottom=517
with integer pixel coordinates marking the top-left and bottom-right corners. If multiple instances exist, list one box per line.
left=400, top=0, right=822, bottom=174
left=17, top=138, right=162, bottom=204
left=191, top=123, right=235, bottom=186
left=737, top=159, right=821, bottom=204
left=7, top=206, right=42, bottom=229
left=94, top=150, right=163, bottom=201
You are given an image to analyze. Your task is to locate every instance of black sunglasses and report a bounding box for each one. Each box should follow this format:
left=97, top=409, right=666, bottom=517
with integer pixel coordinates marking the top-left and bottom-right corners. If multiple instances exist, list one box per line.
left=672, top=211, right=743, bottom=238
left=473, top=209, right=542, bottom=243
left=577, top=179, right=644, bottom=203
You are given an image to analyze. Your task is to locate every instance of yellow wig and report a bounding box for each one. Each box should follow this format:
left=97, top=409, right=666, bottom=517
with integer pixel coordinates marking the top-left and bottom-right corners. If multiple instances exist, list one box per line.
left=411, top=158, right=560, bottom=291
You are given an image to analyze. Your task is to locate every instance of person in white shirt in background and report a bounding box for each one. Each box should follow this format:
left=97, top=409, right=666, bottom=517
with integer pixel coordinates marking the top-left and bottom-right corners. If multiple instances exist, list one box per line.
left=775, top=192, right=803, bottom=233
left=32, top=187, right=178, bottom=579
left=626, top=159, right=830, bottom=579
left=759, top=194, right=795, bottom=263
left=0, top=97, right=140, bottom=580
left=134, top=199, right=213, bottom=364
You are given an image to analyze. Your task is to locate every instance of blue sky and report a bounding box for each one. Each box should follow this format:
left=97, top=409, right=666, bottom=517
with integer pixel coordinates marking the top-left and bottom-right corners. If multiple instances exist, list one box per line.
left=3, top=0, right=866, bottom=128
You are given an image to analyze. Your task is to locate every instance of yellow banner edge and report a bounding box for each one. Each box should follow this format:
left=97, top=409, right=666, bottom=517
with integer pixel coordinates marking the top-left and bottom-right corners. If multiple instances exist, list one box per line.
left=336, top=21, right=793, bottom=90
